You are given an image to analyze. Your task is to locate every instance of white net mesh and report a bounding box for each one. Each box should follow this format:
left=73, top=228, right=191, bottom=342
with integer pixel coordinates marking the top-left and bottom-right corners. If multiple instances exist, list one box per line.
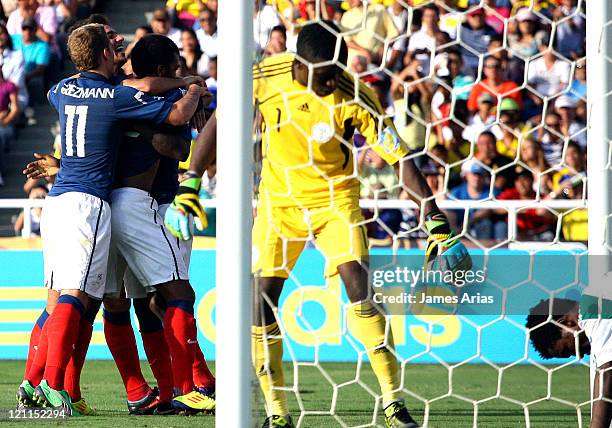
left=250, top=1, right=604, bottom=427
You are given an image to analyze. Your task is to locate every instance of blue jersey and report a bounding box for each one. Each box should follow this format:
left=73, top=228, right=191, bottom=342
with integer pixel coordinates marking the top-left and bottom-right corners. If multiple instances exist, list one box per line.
left=115, top=88, right=190, bottom=205
left=48, top=71, right=175, bottom=201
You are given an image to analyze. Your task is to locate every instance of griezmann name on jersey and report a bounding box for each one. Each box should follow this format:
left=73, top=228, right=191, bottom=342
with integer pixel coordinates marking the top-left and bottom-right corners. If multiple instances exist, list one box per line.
left=253, top=53, right=409, bottom=208
left=48, top=71, right=176, bottom=202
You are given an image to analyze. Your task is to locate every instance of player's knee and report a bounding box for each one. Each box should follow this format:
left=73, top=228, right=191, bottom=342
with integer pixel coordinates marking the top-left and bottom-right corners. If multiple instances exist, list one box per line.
left=45, top=289, right=60, bottom=314
left=84, top=299, right=102, bottom=325
left=133, top=298, right=163, bottom=332
left=255, top=277, right=284, bottom=306
left=156, top=279, right=195, bottom=303
left=337, top=261, right=369, bottom=303
left=103, top=296, right=132, bottom=312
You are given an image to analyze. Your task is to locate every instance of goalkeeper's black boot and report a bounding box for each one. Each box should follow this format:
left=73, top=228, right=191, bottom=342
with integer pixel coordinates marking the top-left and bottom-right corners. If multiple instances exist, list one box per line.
left=262, top=414, right=295, bottom=428
left=384, top=400, right=419, bottom=428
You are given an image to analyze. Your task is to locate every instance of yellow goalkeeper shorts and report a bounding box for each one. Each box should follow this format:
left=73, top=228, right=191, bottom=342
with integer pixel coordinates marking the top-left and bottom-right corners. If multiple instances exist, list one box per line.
left=252, top=200, right=369, bottom=278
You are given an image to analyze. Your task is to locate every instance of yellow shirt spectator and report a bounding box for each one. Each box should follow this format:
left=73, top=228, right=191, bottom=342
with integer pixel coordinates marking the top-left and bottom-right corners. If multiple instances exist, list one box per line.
left=340, top=3, right=399, bottom=63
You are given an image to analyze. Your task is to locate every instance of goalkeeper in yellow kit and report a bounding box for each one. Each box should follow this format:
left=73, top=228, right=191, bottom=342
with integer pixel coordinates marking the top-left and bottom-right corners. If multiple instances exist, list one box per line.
left=164, top=21, right=470, bottom=428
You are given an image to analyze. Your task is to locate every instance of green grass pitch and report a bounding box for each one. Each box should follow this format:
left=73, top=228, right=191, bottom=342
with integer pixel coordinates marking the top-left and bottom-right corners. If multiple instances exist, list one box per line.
left=0, top=360, right=591, bottom=427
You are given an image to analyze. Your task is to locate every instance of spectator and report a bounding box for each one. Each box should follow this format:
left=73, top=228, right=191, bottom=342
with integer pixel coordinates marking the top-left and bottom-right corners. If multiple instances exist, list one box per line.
left=150, top=8, right=181, bottom=48
left=421, top=159, right=445, bottom=199
left=554, top=94, right=586, bottom=148
left=0, top=23, right=27, bottom=109
left=205, top=55, right=216, bottom=88
left=536, top=111, right=565, bottom=166
left=474, top=130, right=515, bottom=190
left=253, top=0, right=280, bottom=53
left=124, top=25, right=152, bottom=57
left=442, top=49, right=473, bottom=99
left=526, top=37, right=571, bottom=99
left=195, top=8, right=217, bottom=59
left=358, top=148, right=403, bottom=240
left=391, top=60, right=432, bottom=151
left=350, top=54, right=368, bottom=75
left=550, top=141, right=585, bottom=196
left=166, top=0, right=204, bottom=28
left=13, top=183, right=47, bottom=235
left=496, top=98, right=523, bottom=158
left=205, top=0, right=217, bottom=15
left=483, top=0, right=509, bottom=34
left=340, top=0, right=400, bottom=68
left=405, top=5, right=441, bottom=70
left=467, top=56, right=522, bottom=113
left=486, top=37, right=523, bottom=85
left=449, top=159, right=502, bottom=240
left=519, top=137, right=551, bottom=193
left=568, top=58, right=586, bottom=102
left=458, top=8, right=496, bottom=75
left=462, top=92, right=499, bottom=144
left=552, top=0, right=585, bottom=60
left=197, top=162, right=216, bottom=236
left=11, top=17, right=49, bottom=102
left=7, top=0, right=56, bottom=44
left=180, top=28, right=207, bottom=76
left=507, top=8, right=547, bottom=59
left=497, top=169, right=556, bottom=240
left=0, top=54, right=19, bottom=186
left=264, top=25, right=286, bottom=56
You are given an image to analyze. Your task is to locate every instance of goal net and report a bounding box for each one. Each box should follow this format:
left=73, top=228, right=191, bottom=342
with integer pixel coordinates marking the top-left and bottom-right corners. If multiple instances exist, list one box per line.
left=228, top=0, right=608, bottom=427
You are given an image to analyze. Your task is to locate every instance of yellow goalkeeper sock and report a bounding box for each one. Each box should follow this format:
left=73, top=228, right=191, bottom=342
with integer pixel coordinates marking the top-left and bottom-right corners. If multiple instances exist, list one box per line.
left=252, top=322, right=288, bottom=416
left=349, top=301, right=401, bottom=406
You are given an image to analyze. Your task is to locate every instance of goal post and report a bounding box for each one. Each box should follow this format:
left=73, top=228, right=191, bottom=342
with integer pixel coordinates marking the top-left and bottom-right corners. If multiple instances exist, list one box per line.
left=586, top=1, right=612, bottom=272
left=216, top=0, right=253, bottom=426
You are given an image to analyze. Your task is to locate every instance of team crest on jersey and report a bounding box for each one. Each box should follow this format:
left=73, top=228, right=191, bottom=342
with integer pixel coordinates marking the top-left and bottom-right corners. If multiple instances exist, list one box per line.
left=134, top=91, right=147, bottom=104
left=311, top=122, right=334, bottom=143
left=378, top=126, right=400, bottom=153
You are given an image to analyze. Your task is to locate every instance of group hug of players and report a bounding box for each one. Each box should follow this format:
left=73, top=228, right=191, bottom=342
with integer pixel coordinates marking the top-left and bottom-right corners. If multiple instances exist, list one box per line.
left=12, top=14, right=475, bottom=428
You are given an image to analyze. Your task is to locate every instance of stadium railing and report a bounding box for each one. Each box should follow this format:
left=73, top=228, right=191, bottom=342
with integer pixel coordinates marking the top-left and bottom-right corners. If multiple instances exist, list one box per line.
left=0, top=198, right=586, bottom=240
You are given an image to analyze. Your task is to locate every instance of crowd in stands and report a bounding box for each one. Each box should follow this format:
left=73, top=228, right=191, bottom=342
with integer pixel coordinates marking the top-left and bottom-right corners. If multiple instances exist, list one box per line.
left=0, top=0, right=104, bottom=189
left=7, top=0, right=588, bottom=244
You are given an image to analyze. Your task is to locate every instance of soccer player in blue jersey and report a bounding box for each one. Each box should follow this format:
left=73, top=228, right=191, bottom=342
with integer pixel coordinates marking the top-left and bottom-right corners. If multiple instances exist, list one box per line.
left=102, top=34, right=215, bottom=414
left=26, top=23, right=205, bottom=414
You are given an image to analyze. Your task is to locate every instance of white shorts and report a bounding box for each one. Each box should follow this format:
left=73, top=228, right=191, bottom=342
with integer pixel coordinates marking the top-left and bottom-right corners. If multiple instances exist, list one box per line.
left=41, top=192, right=111, bottom=300
left=105, top=188, right=189, bottom=299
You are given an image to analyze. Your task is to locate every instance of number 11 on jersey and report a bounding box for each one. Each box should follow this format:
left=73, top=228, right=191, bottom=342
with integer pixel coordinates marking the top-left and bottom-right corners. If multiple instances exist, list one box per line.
left=64, top=105, right=88, bottom=157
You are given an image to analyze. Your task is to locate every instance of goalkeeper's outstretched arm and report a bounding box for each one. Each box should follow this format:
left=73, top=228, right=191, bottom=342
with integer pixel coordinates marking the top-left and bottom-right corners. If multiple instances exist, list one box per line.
left=394, top=157, right=438, bottom=216
left=164, top=114, right=217, bottom=240
left=186, top=114, right=217, bottom=176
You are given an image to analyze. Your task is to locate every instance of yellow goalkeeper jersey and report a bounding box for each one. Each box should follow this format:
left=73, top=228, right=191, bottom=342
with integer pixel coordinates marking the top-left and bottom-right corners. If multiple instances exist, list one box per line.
left=253, top=53, right=409, bottom=208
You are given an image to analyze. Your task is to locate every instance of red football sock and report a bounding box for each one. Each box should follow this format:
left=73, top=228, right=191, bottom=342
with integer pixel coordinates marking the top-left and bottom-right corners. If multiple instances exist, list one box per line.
left=164, top=300, right=197, bottom=394
left=193, top=344, right=215, bottom=389
left=103, top=310, right=151, bottom=402
left=26, top=314, right=50, bottom=386
left=141, top=330, right=174, bottom=402
left=64, top=316, right=94, bottom=401
left=24, top=310, right=49, bottom=380
left=43, top=295, right=84, bottom=390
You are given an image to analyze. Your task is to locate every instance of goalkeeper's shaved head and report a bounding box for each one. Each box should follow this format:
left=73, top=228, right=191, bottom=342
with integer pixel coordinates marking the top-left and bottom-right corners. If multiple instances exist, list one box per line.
left=293, top=21, right=347, bottom=97
left=297, top=21, right=347, bottom=66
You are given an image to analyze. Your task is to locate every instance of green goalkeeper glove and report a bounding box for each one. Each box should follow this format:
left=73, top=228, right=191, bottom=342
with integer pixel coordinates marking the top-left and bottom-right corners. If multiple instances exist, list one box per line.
left=164, top=175, right=208, bottom=240
left=424, top=211, right=471, bottom=273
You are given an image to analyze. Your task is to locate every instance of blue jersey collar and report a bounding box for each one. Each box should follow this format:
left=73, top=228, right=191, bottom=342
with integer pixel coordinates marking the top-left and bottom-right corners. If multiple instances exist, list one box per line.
left=80, top=71, right=112, bottom=82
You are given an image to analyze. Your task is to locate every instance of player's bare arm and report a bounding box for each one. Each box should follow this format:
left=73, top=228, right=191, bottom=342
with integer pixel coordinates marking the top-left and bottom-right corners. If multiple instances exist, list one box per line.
left=591, top=361, right=612, bottom=428
left=187, top=114, right=217, bottom=176
left=394, top=157, right=438, bottom=215
left=166, top=84, right=207, bottom=126
left=163, top=115, right=217, bottom=239
left=122, top=75, right=205, bottom=94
